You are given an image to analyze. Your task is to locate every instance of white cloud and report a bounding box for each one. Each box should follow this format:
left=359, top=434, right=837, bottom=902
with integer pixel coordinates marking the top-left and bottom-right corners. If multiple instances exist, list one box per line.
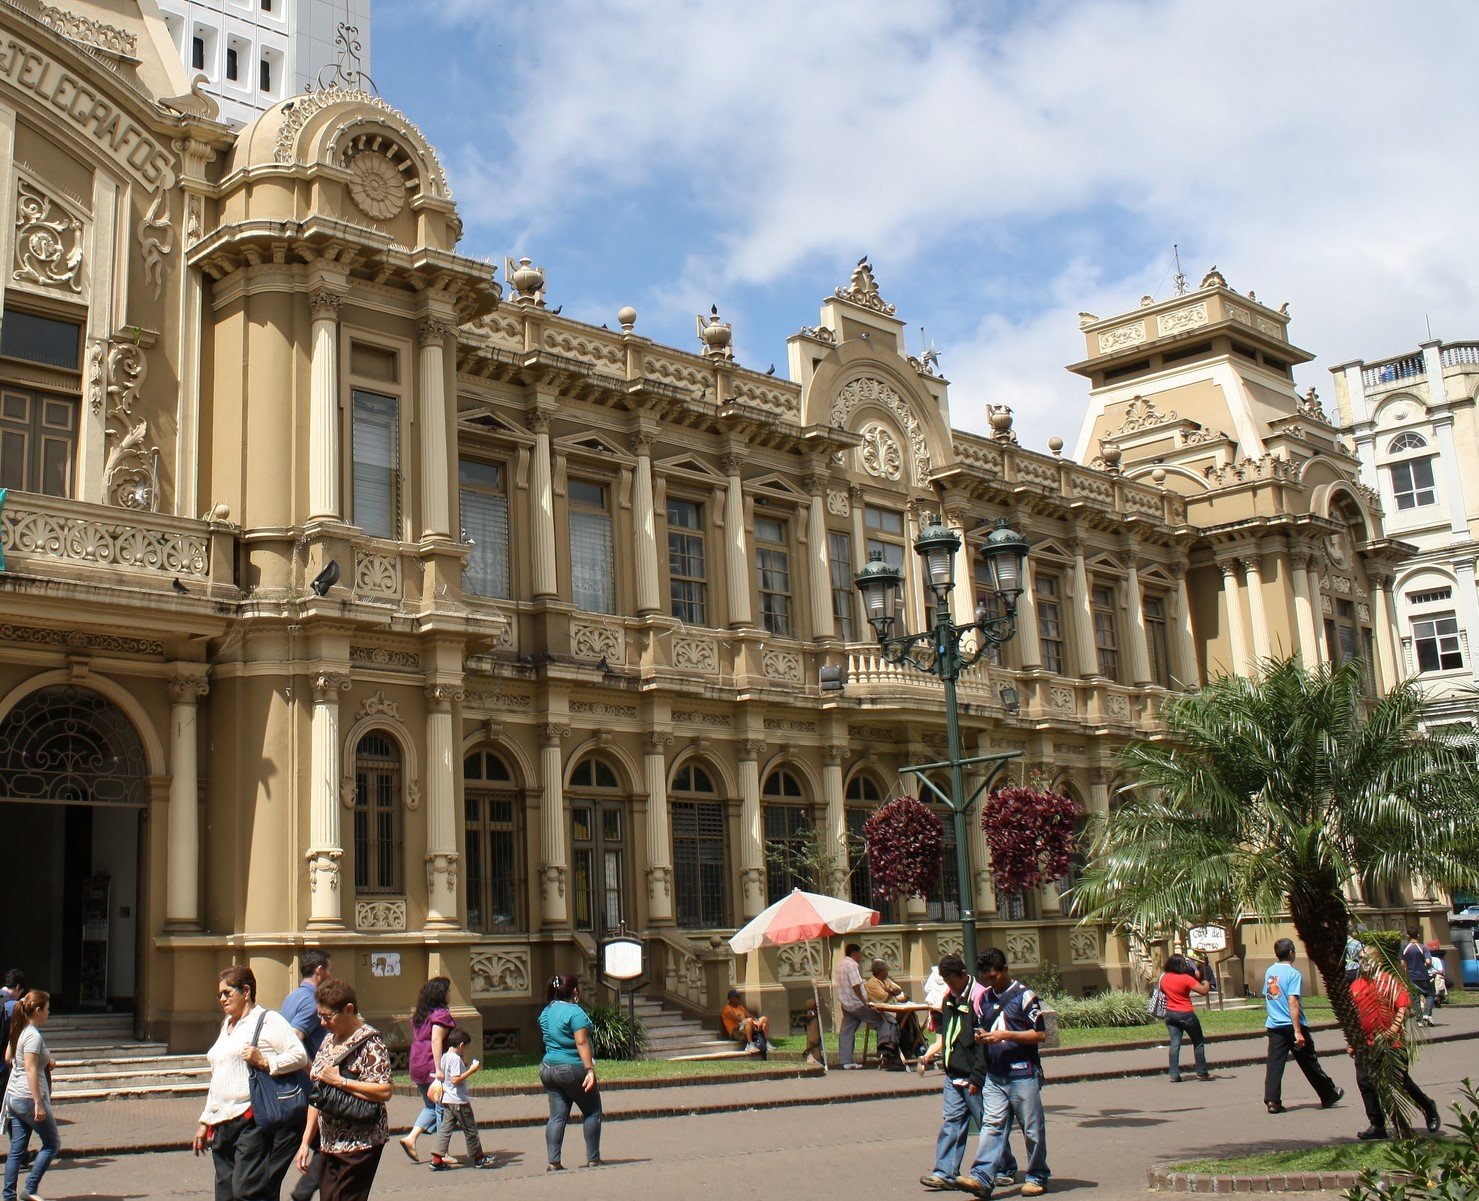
left=409, top=0, right=1479, bottom=452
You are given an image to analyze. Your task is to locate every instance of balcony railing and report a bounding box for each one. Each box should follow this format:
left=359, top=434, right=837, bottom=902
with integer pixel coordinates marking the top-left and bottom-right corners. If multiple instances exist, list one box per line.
left=1440, top=343, right=1479, bottom=368
left=0, top=490, right=218, bottom=581
left=1361, top=352, right=1425, bottom=389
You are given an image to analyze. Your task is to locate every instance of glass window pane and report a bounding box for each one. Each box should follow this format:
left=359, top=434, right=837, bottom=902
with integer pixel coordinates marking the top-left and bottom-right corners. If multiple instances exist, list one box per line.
left=570, top=509, right=615, bottom=612
left=461, top=486, right=510, bottom=598
left=352, top=390, right=399, bottom=538
left=0, top=311, right=80, bottom=369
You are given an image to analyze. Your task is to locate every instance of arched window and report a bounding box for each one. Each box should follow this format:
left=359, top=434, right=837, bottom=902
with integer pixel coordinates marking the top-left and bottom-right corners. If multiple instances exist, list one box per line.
left=844, top=773, right=895, bottom=923
left=762, top=768, right=811, bottom=903
left=353, top=732, right=401, bottom=894
left=1385, top=433, right=1437, bottom=509
left=464, top=749, right=522, bottom=933
left=671, top=760, right=727, bottom=929
left=1388, top=431, right=1427, bottom=454
left=569, top=754, right=627, bottom=935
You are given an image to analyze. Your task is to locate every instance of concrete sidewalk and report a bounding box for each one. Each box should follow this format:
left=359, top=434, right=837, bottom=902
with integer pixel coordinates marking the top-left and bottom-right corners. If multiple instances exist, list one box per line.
left=47, top=1004, right=1479, bottom=1158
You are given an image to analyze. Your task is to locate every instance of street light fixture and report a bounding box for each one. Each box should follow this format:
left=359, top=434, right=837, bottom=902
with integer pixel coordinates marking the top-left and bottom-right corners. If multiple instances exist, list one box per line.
left=853, top=515, right=1030, bottom=970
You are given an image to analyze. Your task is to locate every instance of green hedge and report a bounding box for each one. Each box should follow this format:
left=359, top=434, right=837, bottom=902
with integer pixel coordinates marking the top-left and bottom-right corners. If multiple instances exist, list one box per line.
left=1051, top=989, right=1158, bottom=1029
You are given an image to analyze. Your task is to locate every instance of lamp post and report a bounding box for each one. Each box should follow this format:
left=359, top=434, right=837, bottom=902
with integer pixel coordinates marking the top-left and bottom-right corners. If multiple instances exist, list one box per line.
left=854, top=515, right=1030, bottom=971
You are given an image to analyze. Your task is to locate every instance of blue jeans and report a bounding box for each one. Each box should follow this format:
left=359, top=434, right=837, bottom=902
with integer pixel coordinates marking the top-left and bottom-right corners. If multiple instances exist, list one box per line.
left=929, top=1078, right=983, bottom=1181
left=5, top=1107, right=60, bottom=1201
left=413, top=1080, right=442, bottom=1134
left=968, top=1074, right=1049, bottom=1187
left=1166, top=1011, right=1208, bottom=1079
left=539, top=1062, right=601, bottom=1166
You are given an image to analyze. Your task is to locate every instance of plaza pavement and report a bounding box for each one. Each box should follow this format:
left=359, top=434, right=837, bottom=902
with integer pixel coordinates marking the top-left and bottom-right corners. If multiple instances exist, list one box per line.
left=30, top=1005, right=1479, bottom=1199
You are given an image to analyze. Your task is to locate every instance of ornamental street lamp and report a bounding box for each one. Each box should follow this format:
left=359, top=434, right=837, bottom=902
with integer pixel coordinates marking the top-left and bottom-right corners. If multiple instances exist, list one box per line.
left=854, top=515, right=1030, bottom=971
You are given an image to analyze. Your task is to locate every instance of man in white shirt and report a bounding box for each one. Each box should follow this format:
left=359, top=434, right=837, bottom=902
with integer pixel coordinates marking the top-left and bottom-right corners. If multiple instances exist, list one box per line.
left=834, top=943, right=897, bottom=1069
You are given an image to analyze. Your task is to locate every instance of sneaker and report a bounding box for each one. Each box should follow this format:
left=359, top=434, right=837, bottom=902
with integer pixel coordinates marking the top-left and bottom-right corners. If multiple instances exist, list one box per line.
left=1356, top=1126, right=1387, bottom=1141
left=430, top=1162, right=451, bottom=1172
left=842, top=1062, right=863, bottom=1070
left=918, top=1174, right=954, bottom=1191
left=995, top=1172, right=1017, bottom=1186
left=547, top=1163, right=564, bottom=1173
left=583, top=1159, right=603, bottom=1169
left=1196, top=1073, right=1213, bottom=1082
left=1022, top=1183, right=1047, bottom=1197
left=476, top=1156, right=499, bottom=1169
left=1322, top=1087, right=1345, bottom=1110
left=428, top=1155, right=444, bottom=1167
left=954, top=1177, right=990, bottom=1198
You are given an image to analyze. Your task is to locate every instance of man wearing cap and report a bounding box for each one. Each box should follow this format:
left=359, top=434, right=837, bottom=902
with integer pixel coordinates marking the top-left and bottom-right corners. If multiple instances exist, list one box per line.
left=720, top=988, right=770, bottom=1058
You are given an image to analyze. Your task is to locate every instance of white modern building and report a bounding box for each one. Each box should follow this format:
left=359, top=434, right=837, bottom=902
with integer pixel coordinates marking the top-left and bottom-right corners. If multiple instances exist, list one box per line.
left=155, top=0, right=371, bottom=126
left=1331, top=341, right=1479, bottom=723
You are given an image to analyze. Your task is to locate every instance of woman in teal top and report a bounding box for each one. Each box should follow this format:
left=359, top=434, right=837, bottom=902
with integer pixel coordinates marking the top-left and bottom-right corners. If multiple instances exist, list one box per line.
left=537, top=974, right=601, bottom=1170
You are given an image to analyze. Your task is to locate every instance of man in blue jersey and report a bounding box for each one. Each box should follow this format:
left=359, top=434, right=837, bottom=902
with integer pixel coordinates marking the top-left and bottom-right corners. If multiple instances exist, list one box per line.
left=1263, top=938, right=1342, bottom=1113
left=281, top=950, right=332, bottom=1200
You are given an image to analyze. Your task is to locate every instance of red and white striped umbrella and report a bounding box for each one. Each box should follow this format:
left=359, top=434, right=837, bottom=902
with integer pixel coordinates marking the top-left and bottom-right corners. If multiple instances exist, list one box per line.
left=728, top=888, right=880, bottom=954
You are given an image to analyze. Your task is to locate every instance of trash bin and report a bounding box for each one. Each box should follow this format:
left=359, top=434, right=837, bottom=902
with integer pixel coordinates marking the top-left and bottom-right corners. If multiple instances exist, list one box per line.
left=1451, top=925, right=1477, bottom=988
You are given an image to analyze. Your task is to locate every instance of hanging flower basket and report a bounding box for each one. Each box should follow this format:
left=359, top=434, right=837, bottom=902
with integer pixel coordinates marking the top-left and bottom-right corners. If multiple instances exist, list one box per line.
left=862, top=795, right=944, bottom=901
left=981, top=782, right=1081, bottom=896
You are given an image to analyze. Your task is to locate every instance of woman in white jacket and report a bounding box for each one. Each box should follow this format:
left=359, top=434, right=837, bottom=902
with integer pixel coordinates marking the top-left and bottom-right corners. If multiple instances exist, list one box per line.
left=191, top=966, right=310, bottom=1200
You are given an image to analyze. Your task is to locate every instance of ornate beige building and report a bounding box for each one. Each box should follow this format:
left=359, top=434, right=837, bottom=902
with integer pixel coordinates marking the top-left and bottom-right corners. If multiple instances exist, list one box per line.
left=0, top=2, right=1443, bottom=1054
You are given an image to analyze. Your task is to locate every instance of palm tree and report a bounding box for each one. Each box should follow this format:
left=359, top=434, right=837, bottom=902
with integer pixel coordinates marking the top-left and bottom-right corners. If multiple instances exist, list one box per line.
left=1074, top=655, right=1479, bottom=1126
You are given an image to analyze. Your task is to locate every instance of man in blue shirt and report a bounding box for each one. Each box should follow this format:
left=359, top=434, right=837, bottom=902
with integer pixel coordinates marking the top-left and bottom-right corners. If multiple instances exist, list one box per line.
left=1263, top=938, right=1342, bottom=1113
left=1401, top=930, right=1436, bottom=1026
left=957, top=948, right=1050, bottom=1198
left=281, top=950, right=332, bottom=1200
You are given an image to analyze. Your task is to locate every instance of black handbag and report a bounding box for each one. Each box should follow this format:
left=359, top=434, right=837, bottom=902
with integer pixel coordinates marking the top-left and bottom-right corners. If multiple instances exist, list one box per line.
left=309, top=1037, right=381, bottom=1127
left=246, top=1011, right=310, bottom=1133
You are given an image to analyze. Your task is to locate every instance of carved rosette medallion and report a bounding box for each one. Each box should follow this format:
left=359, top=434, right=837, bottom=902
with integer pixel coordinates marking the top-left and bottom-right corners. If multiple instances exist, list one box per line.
left=858, top=422, right=904, bottom=481
left=345, top=150, right=407, bottom=220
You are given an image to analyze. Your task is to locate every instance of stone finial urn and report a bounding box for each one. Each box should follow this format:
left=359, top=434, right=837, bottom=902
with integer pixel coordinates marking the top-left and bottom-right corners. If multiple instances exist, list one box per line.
left=696, top=305, right=734, bottom=360
left=1099, top=439, right=1123, bottom=473
left=505, top=256, right=547, bottom=305
left=988, top=404, right=1015, bottom=441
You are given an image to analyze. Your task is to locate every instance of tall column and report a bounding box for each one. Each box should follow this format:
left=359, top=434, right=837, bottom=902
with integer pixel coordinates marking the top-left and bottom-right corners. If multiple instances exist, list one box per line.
left=308, top=291, right=342, bottom=521
left=1219, top=559, right=1249, bottom=676
left=530, top=409, right=558, bottom=599
left=1124, top=553, right=1153, bottom=685
left=1088, top=767, right=1112, bottom=817
left=821, top=745, right=847, bottom=896
left=417, top=320, right=453, bottom=539
left=1015, top=558, right=1042, bottom=670
left=722, top=455, right=753, bottom=627
left=632, top=434, right=661, bottom=616
left=424, top=685, right=463, bottom=929
left=643, top=733, right=674, bottom=924
left=737, top=739, right=765, bottom=918
left=306, top=671, right=351, bottom=928
left=1242, top=552, right=1272, bottom=666
left=538, top=724, right=570, bottom=926
left=1431, top=415, right=1471, bottom=538
left=1368, top=570, right=1401, bottom=692
left=1290, top=549, right=1320, bottom=664
left=1305, top=557, right=1329, bottom=664
left=805, top=472, right=835, bottom=640
left=1070, top=540, right=1099, bottom=677
left=166, top=672, right=209, bottom=929
left=1171, top=566, right=1201, bottom=688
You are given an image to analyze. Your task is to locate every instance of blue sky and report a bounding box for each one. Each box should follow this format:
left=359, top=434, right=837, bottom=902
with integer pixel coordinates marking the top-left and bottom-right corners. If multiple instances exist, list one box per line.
left=373, top=1, right=1479, bottom=451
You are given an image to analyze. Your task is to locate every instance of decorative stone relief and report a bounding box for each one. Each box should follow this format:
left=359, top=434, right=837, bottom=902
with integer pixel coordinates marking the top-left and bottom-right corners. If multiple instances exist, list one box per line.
left=1256, top=315, right=1283, bottom=338
left=1004, top=931, right=1040, bottom=967
left=14, top=180, right=83, bottom=292
left=470, top=946, right=531, bottom=997
left=859, top=935, right=903, bottom=972
left=571, top=621, right=623, bottom=662
left=570, top=699, right=638, bottom=719
left=139, top=191, right=173, bottom=300
left=1096, top=321, right=1146, bottom=354
left=826, top=489, right=850, bottom=517
left=350, top=644, right=420, bottom=669
left=1069, top=930, right=1100, bottom=964
left=35, top=3, right=138, bottom=54
left=354, top=550, right=401, bottom=595
left=761, top=649, right=802, bottom=683
left=0, top=623, right=164, bottom=656
left=1227, top=305, right=1251, bottom=326
left=307, top=849, right=341, bottom=895
left=834, top=257, right=897, bottom=314
left=673, top=635, right=717, bottom=673
left=671, top=708, right=731, bottom=727
left=1113, top=395, right=1176, bottom=433
left=936, top=934, right=963, bottom=960
left=777, top=942, right=821, bottom=980
left=664, top=942, right=708, bottom=1005
left=354, top=898, right=406, bottom=930
left=1105, top=692, right=1131, bottom=721
left=831, top=376, right=930, bottom=485
left=3, top=497, right=206, bottom=575
left=858, top=422, right=904, bottom=481
left=275, top=88, right=450, bottom=200
left=764, top=716, right=816, bottom=734
left=1156, top=302, right=1208, bottom=338
left=345, top=150, right=406, bottom=220
left=1049, top=686, right=1074, bottom=712
left=358, top=690, right=399, bottom=720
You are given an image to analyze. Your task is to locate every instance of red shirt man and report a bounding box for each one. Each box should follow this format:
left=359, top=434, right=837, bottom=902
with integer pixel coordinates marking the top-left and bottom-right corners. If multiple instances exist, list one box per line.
left=1349, top=970, right=1408, bottom=1046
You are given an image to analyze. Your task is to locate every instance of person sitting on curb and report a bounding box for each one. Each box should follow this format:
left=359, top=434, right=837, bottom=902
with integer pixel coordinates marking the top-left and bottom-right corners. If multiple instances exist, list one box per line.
left=719, top=989, right=770, bottom=1059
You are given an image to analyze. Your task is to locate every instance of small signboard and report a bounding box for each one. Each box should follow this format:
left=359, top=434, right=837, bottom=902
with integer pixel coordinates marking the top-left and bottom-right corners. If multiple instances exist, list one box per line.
left=1187, top=925, right=1227, bottom=953
left=370, top=952, right=401, bottom=978
left=603, top=936, right=645, bottom=983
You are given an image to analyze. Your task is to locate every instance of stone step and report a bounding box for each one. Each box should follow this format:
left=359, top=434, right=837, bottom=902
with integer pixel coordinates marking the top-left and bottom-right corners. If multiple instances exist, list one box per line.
left=54, top=1080, right=207, bottom=1101
left=53, top=1063, right=211, bottom=1086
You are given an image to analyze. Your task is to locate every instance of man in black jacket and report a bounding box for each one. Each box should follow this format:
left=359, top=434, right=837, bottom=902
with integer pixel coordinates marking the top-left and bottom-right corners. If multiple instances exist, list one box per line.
left=919, top=955, right=986, bottom=1191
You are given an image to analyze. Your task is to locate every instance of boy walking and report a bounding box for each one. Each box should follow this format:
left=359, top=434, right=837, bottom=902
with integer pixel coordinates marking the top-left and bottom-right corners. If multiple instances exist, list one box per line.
left=431, top=1028, right=496, bottom=1170
left=1262, top=938, right=1342, bottom=1113
left=919, top=955, right=986, bottom=1192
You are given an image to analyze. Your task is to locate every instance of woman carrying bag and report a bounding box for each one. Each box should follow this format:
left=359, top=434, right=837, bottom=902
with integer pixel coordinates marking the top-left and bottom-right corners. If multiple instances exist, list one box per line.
left=299, top=979, right=392, bottom=1201
left=3, top=990, right=60, bottom=1201
left=1159, top=955, right=1212, bottom=1082
left=192, top=967, right=310, bottom=1200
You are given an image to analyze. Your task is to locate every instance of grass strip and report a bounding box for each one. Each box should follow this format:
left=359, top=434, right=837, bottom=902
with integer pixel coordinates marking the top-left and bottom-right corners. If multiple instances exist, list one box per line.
left=1170, top=1138, right=1452, bottom=1176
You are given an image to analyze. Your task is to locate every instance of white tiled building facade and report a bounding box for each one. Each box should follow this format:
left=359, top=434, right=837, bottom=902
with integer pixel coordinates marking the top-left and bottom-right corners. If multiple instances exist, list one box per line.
left=155, top=0, right=371, bottom=126
left=1332, top=341, right=1479, bottom=724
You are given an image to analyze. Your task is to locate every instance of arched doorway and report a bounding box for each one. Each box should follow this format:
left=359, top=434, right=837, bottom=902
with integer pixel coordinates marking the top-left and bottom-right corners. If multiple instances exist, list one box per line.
left=0, top=684, right=148, bottom=1010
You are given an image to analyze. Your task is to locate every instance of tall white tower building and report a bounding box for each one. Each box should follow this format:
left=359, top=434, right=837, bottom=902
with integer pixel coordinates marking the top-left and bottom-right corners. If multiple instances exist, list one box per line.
left=155, top=0, right=372, bottom=127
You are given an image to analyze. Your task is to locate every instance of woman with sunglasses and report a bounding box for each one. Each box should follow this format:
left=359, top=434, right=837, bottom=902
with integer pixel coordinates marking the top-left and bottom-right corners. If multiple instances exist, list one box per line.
left=299, top=980, right=392, bottom=1200
left=538, top=973, right=601, bottom=1171
left=193, top=966, right=310, bottom=1200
